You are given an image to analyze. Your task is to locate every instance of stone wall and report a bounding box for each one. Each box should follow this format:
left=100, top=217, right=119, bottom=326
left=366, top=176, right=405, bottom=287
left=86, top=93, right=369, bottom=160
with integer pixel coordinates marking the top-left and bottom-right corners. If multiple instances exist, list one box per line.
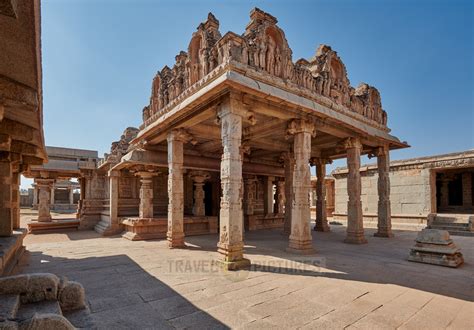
left=335, top=168, right=431, bottom=224
left=333, top=150, right=474, bottom=229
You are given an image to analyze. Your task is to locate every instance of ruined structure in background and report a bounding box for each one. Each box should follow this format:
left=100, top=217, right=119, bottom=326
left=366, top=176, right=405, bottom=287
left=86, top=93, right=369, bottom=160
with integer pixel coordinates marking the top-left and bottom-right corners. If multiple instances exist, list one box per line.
left=22, top=146, right=99, bottom=232
left=0, top=0, right=47, bottom=275
left=81, top=8, right=408, bottom=270
left=332, top=150, right=474, bottom=236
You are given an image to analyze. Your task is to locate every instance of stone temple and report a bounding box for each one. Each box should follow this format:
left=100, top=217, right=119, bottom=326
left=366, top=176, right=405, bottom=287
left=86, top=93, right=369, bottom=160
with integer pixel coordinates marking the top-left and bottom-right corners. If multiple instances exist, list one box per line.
left=51, top=8, right=408, bottom=270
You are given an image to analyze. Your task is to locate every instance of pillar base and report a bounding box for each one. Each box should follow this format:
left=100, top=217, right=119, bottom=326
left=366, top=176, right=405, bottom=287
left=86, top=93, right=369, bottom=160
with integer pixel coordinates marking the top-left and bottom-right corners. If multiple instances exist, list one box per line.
left=287, top=237, right=315, bottom=254
left=374, top=231, right=394, bottom=238
left=344, top=233, right=367, bottom=244
left=167, top=232, right=185, bottom=248
left=37, top=216, right=52, bottom=223
left=314, top=223, right=330, bottom=232
left=216, top=258, right=251, bottom=271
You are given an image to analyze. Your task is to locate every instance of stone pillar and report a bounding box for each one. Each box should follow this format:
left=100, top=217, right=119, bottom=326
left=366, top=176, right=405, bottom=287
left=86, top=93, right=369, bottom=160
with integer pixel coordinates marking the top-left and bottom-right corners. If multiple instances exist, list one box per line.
left=76, top=178, right=83, bottom=218
left=137, top=171, right=155, bottom=219
left=243, top=176, right=257, bottom=216
left=287, top=120, right=315, bottom=254
left=462, top=172, right=472, bottom=207
left=375, top=146, right=393, bottom=237
left=216, top=96, right=250, bottom=270
left=189, top=171, right=210, bottom=217
left=0, top=156, right=12, bottom=236
left=440, top=178, right=450, bottom=208
left=109, top=171, right=121, bottom=231
left=11, top=172, right=20, bottom=229
left=32, top=185, right=38, bottom=208
left=314, top=159, right=330, bottom=232
left=167, top=130, right=187, bottom=248
left=282, top=152, right=294, bottom=236
left=274, top=179, right=285, bottom=214
left=69, top=186, right=74, bottom=205
left=263, top=176, right=274, bottom=215
left=344, top=138, right=367, bottom=244
left=50, top=185, right=55, bottom=206
left=36, top=179, right=53, bottom=222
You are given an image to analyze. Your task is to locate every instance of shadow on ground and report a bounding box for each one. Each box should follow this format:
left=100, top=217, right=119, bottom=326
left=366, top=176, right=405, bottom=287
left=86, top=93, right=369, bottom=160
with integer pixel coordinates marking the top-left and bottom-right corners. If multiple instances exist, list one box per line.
left=185, top=226, right=474, bottom=302
left=16, top=251, right=229, bottom=329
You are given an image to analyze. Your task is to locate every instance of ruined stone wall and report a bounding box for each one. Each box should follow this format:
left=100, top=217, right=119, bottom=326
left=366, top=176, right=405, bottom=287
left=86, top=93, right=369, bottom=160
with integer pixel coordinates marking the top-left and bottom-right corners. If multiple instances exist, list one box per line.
left=334, top=168, right=432, bottom=222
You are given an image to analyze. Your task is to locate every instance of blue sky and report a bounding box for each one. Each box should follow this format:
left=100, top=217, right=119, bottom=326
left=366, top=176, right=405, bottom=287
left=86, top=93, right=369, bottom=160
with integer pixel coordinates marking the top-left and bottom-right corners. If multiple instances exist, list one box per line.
left=22, top=0, right=473, bottom=188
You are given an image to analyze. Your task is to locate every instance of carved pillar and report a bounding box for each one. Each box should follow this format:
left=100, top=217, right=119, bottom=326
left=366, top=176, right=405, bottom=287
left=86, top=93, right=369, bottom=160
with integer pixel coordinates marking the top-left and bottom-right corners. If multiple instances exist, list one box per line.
left=287, top=120, right=315, bottom=254
left=243, top=176, right=257, bottom=216
left=36, top=178, right=53, bottom=223
left=167, top=130, right=186, bottom=248
left=344, top=138, right=367, bottom=244
left=0, top=156, right=12, bottom=236
left=189, top=171, right=210, bottom=216
left=107, top=170, right=121, bottom=233
left=11, top=172, right=20, bottom=229
left=440, top=178, right=450, bottom=208
left=137, top=171, right=155, bottom=219
left=217, top=96, right=250, bottom=270
left=50, top=185, right=55, bottom=206
left=274, top=179, right=285, bottom=214
left=375, top=146, right=393, bottom=237
left=32, top=184, right=38, bottom=208
left=76, top=178, right=83, bottom=218
left=462, top=172, right=472, bottom=207
left=69, top=186, right=74, bottom=205
left=314, top=158, right=330, bottom=232
left=263, top=176, right=274, bottom=215
left=282, top=152, right=294, bottom=236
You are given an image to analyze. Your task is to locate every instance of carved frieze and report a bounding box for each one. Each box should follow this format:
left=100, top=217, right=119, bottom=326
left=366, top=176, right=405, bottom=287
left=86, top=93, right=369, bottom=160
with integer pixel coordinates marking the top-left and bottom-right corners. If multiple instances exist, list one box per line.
left=142, top=8, right=387, bottom=128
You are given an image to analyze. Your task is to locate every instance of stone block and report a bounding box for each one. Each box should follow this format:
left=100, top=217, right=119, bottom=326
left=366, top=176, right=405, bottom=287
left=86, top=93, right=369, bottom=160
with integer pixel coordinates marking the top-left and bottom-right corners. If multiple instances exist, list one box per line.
left=58, top=281, right=86, bottom=312
left=408, top=229, right=464, bottom=268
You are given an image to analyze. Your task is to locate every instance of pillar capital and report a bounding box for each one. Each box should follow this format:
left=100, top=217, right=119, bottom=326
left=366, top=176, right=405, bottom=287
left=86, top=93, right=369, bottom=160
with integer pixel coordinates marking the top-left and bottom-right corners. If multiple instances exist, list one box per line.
left=310, top=157, right=333, bottom=166
left=167, top=128, right=193, bottom=144
left=189, top=170, right=210, bottom=184
left=108, top=170, right=120, bottom=178
left=286, top=119, right=316, bottom=137
left=135, top=170, right=158, bottom=179
left=342, top=137, right=362, bottom=150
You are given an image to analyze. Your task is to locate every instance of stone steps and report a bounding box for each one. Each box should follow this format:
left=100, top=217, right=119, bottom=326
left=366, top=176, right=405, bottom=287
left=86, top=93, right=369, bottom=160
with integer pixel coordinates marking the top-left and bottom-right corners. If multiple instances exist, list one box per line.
left=428, top=213, right=473, bottom=237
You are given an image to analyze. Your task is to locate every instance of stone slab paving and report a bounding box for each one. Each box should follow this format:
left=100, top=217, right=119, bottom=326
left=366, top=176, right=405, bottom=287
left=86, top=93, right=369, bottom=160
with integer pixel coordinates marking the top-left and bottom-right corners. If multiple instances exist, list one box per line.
left=13, top=219, right=474, bottom=329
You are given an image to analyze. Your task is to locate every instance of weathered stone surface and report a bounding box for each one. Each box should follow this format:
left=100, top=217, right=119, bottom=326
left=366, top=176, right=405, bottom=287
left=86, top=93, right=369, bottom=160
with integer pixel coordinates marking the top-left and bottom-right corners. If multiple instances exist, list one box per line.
left=0, top=294, right=19, bottom=322
left=58, top=281, right=86, bottom=312
left=408, top=229, right=464, bottom=268
left=18, top=313, right=74, bottom=330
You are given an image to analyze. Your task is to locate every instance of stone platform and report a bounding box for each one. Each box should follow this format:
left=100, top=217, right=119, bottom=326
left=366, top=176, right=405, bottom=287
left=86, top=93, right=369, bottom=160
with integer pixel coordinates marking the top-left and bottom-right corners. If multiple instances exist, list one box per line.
left=27, top=219, right=80, bottom=233
left=246, top=213, right=284, bottom=231
left=121, top=216, right=218, bottom=241
left=0, top=229, right=27, bottom=276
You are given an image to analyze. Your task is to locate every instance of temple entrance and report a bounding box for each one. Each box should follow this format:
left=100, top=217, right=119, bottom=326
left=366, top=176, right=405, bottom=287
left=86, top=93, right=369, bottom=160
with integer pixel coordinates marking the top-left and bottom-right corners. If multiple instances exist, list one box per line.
left=436, top=168, right=474, bottom=214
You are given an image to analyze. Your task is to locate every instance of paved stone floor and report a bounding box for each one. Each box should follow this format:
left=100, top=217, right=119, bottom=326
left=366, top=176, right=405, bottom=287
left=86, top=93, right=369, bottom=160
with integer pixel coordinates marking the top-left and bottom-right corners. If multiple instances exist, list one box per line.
left=15, top=213, right=474, bottom=329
